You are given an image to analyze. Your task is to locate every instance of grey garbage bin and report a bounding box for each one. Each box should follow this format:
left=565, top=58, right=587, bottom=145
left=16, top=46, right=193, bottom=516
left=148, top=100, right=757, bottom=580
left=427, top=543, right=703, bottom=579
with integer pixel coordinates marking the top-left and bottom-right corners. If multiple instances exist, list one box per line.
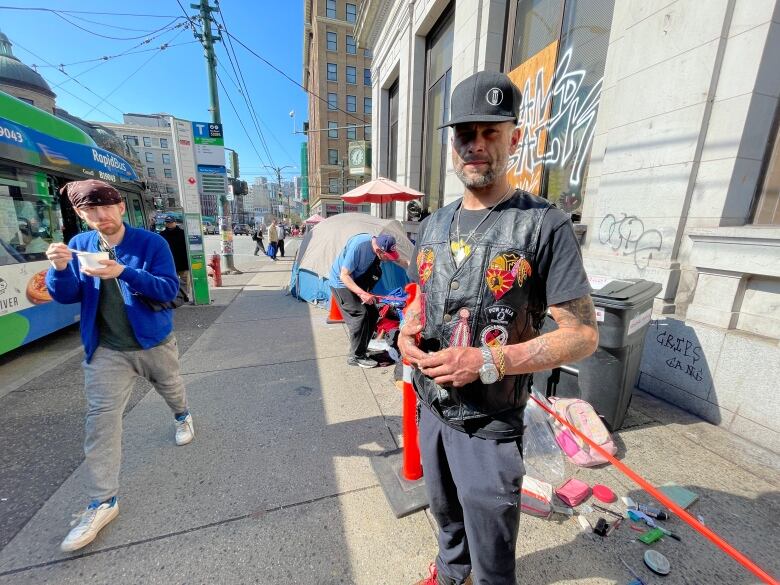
left=533, top=279, right=662, bottom=431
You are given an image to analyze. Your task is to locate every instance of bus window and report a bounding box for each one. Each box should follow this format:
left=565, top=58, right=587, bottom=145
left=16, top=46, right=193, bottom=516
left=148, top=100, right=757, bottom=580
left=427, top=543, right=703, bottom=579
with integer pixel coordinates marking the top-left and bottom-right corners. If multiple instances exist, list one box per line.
left=0, top=165, right=62, bottom=264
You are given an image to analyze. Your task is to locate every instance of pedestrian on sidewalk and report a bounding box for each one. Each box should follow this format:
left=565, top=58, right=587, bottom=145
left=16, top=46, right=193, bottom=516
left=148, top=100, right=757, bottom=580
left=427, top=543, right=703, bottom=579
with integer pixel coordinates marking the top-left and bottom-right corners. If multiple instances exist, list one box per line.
left=159, top=216, right=190, bottom=300
left=277, top=222, right=286, bottom=257
left=252, top=223, right=265, bottom=256
left=329, top=234, right=407, bottom=369
left=399, top=71, right=598, bottom=585
left=267, top=219, right=279, bottom=260
left=44, top=179, right=195, bottom=554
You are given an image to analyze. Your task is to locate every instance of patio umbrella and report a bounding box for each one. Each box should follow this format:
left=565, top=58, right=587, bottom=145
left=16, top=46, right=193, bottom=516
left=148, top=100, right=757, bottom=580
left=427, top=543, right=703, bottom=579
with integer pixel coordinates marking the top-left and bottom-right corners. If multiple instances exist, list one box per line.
left=340, top=177, right=424, bottom=205
left=304, top=213, right=325, bottom=225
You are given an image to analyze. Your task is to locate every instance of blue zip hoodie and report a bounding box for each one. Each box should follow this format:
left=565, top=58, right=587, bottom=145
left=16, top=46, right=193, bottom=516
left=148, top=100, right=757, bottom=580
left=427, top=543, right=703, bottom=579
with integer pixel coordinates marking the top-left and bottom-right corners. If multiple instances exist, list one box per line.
left=45, top=223, right=179, bottom=363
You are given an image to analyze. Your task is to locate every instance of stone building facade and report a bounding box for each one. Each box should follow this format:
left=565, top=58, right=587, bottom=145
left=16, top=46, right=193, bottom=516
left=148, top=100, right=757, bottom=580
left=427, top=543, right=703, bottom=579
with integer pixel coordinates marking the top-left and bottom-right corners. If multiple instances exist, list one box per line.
left=357, top=0, right=780, bottom=451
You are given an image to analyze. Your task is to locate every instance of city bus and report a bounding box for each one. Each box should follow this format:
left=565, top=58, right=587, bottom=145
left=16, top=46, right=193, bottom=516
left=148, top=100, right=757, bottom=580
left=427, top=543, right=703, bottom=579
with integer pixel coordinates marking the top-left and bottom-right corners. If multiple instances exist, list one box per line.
left=0, top=91, right=150, bottom=355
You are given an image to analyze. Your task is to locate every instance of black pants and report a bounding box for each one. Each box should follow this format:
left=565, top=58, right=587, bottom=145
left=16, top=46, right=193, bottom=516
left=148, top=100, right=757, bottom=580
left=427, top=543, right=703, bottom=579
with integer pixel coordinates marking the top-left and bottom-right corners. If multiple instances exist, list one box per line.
left=331, top=287, right=378, bottom=358
left=253, top=240, right=264, bottom=255
left=278, top=239, right=285, bottom=257
left=419, top=405, right=525, bottom=585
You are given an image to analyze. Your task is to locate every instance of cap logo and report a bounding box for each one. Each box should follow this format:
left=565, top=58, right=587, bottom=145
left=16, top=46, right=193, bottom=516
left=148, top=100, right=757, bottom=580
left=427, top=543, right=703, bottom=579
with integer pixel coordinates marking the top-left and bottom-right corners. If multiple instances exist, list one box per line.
left=486, top=87, right=503, bottom=107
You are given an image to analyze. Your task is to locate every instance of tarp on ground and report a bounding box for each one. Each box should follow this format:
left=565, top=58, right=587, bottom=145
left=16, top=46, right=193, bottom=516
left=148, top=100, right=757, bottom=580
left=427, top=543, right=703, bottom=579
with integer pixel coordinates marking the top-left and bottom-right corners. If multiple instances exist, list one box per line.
left=289, top=213, right=413, bottom=305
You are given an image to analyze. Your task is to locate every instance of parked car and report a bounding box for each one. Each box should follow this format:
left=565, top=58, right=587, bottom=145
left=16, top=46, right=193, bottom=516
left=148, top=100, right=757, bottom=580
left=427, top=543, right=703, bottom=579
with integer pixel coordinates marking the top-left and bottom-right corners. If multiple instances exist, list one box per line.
left=202, top=222, right=218, bottom=235
left=233, top=223, right=250, bottom=235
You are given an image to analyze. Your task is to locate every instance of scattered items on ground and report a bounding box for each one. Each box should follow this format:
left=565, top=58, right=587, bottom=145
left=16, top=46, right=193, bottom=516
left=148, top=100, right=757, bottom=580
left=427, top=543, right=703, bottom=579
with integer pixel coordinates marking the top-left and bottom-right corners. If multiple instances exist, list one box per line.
left=644, top=550, right=672, bottom=575
left=659, top=483, right=699, bottom=509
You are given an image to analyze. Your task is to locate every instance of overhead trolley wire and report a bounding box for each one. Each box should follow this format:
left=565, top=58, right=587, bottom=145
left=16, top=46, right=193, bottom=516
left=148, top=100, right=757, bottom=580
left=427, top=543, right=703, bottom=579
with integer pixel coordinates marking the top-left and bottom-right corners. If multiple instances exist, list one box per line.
left=81, top=26, right=188, bottom=118
left=215, top=71, right=269, bottom=170
left=0, top=6, right=181, bottom=18
left=214, top=4, right=276, bottom=168
left=223, top=30, right=368, bottom=126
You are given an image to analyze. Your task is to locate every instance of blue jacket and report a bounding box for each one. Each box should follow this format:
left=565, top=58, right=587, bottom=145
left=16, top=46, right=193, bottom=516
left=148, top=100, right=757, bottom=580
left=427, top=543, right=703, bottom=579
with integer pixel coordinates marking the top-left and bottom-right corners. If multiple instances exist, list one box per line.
left=45, top=223, right=179, bottom=363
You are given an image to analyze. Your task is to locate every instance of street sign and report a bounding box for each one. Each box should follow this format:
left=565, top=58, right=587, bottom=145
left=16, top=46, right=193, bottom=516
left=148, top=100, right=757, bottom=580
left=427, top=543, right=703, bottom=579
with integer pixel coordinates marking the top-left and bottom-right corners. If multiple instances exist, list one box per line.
left=192, top=121, right=225, bottom=166
left=170, top=117, right=210, bottom=306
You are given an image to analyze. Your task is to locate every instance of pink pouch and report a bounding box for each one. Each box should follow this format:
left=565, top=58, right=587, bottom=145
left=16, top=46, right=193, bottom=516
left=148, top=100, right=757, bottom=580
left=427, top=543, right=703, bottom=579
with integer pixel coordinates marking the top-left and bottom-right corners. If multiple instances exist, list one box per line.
left=554, top=478, right=591, bottom=507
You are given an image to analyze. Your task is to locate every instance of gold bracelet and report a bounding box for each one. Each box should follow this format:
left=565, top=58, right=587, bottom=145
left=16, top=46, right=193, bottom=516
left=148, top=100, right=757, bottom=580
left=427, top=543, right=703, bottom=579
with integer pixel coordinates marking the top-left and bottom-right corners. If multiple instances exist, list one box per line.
left=493, top=346, right=506, bottom=381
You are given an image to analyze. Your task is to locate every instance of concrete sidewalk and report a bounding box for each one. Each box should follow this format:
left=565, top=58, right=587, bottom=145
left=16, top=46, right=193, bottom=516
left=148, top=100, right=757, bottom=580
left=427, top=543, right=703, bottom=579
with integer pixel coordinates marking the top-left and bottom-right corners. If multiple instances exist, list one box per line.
left=0, top=254, right=777, bottom=584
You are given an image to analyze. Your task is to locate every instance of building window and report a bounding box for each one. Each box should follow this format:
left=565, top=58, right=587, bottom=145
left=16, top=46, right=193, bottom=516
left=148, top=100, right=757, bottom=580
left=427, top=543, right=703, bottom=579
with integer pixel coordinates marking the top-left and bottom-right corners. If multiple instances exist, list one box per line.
left=346, top=35, right=357, bottom=54
left=148, top=167, right=156, bottom=178
left=123, top=135, right=139, bottom=146
left=364, top=68, right=371, bottom=86
left=143, top=137, right=152, bottom=147
left=346, top=178, right=357, bottom=191
left=162, top=153, right=171, bottom=164
left=164, top=168, right=173, bottom=179
left=365, top=124, right=372, bottom=141
left=328, top=92, right=338, bottom=111
left=326, top=0, right=336, bottom=18
left=346, top=3, right=357, bottom=22
left=327, top=31, right=337, bottom=52
left=328, top=121, right=338, bottom=139
left=346, top=66, right=356, bottom=84
left=167, top=198, right=176, bottom=207
left=504, top=0, right=615, bottom=216
left=346, top=95, right=357, bottom=113
left=347, top=124, right=357, bottom=140
left=387, top=80, right=399, bottom=181
left=753, top=109, right=780, bottom=224
left=364, top=47, right=373, bottom=58
left=421, top=7, right=454, bottom=215
left=327, top=63, right=337, bottom=81
left=159, top=138, right=169, bottom=148
left=329, top=177, right=340, bottom=193
left=328, top=149, right=339, bottom=165
left=364, top=97, right=372, bottom=115
left=145, top=152, right=155, bottom=163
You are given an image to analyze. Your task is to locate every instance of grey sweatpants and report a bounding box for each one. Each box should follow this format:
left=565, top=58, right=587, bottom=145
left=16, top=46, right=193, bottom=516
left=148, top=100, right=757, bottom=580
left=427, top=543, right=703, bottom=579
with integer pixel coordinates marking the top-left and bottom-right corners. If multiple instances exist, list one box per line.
left=82, top=337, right=188, bottom=502
left=419, top=405, right=525, bottom=585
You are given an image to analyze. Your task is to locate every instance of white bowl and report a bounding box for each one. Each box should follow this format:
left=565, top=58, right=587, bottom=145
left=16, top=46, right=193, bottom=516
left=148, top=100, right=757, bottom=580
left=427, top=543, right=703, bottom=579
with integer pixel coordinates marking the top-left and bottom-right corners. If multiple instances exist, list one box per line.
left=77, top=251, right=110, bottom=270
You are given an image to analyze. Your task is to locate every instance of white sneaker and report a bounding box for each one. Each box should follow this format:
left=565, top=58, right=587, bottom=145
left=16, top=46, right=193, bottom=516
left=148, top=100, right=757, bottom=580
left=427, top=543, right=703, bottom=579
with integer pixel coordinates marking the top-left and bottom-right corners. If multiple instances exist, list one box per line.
left=175, top=413, right=195, bottom=446
left=60, top=498, right=119, bottom=552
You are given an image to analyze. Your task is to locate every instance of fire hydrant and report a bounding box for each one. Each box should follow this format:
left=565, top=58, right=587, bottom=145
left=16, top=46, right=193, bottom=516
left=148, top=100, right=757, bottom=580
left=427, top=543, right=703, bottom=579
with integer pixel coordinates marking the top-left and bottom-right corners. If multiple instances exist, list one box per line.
left=208, top=251, right=222, bottom=287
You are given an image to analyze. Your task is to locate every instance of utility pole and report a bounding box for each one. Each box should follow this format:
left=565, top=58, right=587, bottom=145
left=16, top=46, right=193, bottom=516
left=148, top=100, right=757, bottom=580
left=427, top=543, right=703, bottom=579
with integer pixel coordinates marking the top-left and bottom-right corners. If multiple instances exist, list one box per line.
left=192, top=0, right=239, bottom=273
left=264, top=164, right=294, bottom=222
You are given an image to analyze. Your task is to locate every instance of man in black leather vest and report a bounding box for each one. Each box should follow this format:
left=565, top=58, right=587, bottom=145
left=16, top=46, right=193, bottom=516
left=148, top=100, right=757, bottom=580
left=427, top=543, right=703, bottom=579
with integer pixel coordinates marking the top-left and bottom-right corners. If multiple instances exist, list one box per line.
left=400, top=71, right=599, bottom=585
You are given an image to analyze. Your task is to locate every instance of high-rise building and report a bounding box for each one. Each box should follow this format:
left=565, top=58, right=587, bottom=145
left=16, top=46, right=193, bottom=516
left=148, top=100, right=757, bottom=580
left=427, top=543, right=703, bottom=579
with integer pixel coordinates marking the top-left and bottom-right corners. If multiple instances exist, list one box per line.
left=303, top=0, right=372, bottom=218
left=97, top=114, right=181, bottom=209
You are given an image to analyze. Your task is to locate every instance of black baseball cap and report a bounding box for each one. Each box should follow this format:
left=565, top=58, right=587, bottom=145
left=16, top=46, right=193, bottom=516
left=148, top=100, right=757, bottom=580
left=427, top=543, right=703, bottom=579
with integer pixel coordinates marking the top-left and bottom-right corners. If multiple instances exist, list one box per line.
left=164, top=215, right=176, bottom=222
left=439, top=70, right=521, bottom=128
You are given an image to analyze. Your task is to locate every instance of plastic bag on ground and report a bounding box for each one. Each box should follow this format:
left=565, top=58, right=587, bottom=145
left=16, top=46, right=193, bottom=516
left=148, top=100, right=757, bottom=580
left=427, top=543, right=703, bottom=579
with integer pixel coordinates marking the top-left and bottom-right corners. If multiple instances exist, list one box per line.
left=523, top=391, right=566, bottom=486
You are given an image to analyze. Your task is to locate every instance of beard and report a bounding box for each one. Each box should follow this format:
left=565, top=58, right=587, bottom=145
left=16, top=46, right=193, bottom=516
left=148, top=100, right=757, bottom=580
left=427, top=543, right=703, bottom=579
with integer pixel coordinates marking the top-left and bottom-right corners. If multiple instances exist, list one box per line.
left=454, top=154, right=509, bottom=189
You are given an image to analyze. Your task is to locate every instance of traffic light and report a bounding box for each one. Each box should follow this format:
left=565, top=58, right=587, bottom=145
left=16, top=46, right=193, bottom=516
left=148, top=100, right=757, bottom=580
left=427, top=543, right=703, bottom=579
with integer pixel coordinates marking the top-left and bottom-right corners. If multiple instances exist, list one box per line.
left=229, top=151, right=240, bottom=178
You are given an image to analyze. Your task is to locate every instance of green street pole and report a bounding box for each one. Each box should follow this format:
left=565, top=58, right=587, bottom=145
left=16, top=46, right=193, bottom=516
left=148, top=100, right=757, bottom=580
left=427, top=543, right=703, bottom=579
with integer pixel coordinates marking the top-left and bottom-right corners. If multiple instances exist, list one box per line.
left=192, top=0, right=239, bottom=273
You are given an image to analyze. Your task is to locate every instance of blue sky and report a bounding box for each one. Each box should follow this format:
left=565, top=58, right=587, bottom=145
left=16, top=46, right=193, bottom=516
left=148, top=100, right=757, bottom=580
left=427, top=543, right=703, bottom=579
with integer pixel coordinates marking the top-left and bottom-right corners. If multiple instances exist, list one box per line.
left=1, top=1, right=307, bottom=181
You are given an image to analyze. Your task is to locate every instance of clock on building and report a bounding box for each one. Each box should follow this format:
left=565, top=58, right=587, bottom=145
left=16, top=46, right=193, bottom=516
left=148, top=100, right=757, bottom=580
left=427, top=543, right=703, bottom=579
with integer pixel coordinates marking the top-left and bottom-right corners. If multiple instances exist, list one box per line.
left=349, top=145, right=364, bottom=166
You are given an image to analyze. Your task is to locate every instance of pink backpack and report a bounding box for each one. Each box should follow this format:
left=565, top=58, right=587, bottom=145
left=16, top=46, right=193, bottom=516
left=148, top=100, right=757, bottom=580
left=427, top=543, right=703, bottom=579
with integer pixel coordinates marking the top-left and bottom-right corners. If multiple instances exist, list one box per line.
left=549, top=398, right=617, bottom=467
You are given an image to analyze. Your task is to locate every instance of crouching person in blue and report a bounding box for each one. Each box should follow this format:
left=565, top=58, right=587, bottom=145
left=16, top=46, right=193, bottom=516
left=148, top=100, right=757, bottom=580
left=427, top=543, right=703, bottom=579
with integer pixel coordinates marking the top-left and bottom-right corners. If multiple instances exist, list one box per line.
left=45, top=179, right=194, bottom=553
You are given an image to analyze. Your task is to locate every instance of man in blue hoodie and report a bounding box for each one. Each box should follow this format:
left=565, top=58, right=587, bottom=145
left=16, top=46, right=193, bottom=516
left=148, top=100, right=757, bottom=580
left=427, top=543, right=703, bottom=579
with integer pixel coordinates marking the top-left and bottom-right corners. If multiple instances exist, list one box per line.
left=45, top=179, right=195, bottom=553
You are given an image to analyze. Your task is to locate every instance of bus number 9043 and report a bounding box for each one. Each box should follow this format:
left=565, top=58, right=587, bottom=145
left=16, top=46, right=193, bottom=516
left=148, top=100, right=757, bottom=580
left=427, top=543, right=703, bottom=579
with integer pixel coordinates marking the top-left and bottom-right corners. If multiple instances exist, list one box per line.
left=98, top=171, right=117, bottom=183
left=0, top=124, right=25, bottom=143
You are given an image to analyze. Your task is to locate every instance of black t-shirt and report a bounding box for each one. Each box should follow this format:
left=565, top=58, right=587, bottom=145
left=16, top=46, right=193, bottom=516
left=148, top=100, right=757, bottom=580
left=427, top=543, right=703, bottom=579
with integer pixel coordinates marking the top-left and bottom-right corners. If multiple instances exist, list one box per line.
left=408, top=195, right=591, bottom=307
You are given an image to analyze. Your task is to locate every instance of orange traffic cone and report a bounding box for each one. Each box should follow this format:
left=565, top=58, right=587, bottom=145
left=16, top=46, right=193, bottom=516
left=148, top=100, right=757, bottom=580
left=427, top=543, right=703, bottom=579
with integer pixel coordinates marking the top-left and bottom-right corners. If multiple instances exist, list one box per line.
left=327, top=296, right=345, bottom=324
left=401, top=359, right=422, bottom=481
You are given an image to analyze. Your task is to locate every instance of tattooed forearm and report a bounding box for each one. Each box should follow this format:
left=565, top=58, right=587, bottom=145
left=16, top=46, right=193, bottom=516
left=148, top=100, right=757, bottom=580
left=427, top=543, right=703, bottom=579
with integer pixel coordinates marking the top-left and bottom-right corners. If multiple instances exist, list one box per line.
left=553, top=296, right=598, bottom=328
left=502, top=295, right=599, bottom=375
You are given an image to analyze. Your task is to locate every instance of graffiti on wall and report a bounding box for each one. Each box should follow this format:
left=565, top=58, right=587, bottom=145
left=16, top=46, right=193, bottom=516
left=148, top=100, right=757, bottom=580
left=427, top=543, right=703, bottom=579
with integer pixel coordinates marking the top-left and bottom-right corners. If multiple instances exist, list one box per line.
left=650, top=320, right=705, bottom=383
left=598, top=212, right=663, bottom=270
left=506, top=41, right=604, bottom=211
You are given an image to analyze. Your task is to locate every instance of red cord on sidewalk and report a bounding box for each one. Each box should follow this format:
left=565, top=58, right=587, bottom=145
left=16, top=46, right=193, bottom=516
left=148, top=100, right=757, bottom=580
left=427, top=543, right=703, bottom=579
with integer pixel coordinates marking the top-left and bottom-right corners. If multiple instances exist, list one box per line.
left=530, top=394, right=778, bottom=584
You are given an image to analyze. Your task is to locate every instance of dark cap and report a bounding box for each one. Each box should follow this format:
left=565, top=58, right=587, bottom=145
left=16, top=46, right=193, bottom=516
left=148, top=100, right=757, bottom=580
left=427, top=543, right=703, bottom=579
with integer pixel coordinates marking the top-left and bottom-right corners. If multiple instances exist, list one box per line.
left=164, top=215, right=176, bottom=222
left=60, top=179, right=122, bottom=209
left=439, top=70, right=521, bottom=128
left=374, top=234, right=399, bottom=261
